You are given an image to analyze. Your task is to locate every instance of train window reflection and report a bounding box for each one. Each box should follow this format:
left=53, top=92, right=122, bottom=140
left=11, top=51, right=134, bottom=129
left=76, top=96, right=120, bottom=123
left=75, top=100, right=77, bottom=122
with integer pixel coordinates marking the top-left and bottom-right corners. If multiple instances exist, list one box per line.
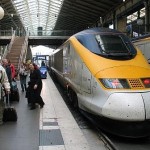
left=95, top=35, right=129, bottom=54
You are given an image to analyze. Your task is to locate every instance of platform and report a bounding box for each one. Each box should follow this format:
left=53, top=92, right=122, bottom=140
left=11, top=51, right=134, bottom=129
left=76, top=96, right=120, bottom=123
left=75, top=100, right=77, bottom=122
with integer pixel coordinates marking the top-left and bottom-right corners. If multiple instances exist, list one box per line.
left=0, top=75, right=90, bottom=150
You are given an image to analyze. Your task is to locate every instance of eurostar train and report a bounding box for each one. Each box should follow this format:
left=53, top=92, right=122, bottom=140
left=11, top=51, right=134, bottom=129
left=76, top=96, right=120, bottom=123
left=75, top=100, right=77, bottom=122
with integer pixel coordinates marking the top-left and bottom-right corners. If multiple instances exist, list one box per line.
left=132, top=34, right=150, bottom=63
left=49, top=27, right=150, bottom=138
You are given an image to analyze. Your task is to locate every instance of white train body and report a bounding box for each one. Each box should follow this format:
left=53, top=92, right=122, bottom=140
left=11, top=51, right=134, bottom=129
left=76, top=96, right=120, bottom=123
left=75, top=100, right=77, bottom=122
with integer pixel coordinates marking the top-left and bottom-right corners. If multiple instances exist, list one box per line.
left=50, top=28, right=150, bottom=137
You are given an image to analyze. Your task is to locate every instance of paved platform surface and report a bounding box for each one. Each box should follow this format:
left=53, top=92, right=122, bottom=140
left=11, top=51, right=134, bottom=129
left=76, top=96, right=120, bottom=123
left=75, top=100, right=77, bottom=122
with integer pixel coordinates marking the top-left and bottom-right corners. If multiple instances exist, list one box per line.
left=39, top=75, right=90, bottom=150
left=0, top=75, right=90, bottom=150
left=0, top=82, right=40, bottom=150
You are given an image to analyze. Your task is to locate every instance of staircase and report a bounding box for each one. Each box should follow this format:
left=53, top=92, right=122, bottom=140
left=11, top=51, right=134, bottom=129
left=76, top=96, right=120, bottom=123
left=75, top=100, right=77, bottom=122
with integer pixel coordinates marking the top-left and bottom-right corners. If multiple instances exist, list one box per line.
left=6, top=36, right=26, bottom=69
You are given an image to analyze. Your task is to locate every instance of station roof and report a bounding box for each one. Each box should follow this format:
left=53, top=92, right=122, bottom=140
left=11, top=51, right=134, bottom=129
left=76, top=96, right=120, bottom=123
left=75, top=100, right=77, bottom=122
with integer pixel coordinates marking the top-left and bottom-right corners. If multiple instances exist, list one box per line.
left=0, top=0, right=145, bottom=36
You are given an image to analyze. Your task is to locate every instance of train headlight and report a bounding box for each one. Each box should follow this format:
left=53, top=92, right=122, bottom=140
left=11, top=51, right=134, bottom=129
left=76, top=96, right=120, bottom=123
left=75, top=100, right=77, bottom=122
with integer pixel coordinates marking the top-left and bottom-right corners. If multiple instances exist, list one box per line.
left=100, top=79, right=130, bottom=89
left=141, top=78, right=150, bottom=88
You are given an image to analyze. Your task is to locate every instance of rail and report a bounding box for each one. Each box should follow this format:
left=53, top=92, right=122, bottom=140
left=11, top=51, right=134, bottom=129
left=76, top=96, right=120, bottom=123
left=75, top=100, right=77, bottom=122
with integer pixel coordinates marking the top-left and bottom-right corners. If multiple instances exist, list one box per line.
left=0, top=30, right=13, bottom=36
left=0, top=29, right=79, bottom=37
left=17, top=35, right=29, bottom=71
left=2, top=30, right=16, bottom=59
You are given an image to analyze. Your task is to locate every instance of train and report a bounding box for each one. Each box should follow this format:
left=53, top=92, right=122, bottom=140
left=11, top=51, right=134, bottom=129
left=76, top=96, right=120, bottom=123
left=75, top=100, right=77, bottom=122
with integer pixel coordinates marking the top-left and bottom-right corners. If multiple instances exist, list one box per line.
left=49, top=27, right=150, bottom=138
left=132, top=34, right=150, bottom=64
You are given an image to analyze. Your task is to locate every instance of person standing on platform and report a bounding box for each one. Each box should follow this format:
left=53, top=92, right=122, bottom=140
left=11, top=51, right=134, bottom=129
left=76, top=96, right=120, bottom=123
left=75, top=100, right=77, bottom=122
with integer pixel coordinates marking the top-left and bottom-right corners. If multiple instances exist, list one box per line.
left=27, top=63, right=45, bottom=110
left=0, top=64, right=11, bottom=125
left=8, top=59, right=16, bottom=80
left=2, top=59, right=12, bottom=103
left=2, top=59, right=12, bottom=85
left=19, top=63, right=28, bottom=92
left=41, top=61, right=45, bottom=66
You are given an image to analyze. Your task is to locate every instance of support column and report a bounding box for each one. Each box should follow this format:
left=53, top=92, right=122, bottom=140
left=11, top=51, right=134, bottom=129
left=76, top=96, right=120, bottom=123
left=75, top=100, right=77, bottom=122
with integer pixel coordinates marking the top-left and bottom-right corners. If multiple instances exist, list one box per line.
left=113, top=11, right=116, bottom=29
left=113, top=10, right=127, bottom=34
left=117, top=17, right=127, bottom=33
left=144, top=0, right=150, bottom=33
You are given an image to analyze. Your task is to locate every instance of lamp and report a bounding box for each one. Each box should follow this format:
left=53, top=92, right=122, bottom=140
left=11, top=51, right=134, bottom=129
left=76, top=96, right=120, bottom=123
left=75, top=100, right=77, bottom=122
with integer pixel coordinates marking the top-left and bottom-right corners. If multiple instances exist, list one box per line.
left=0, top=6, right=4, bottom=20
left=137, top=18, right=143, bottom=25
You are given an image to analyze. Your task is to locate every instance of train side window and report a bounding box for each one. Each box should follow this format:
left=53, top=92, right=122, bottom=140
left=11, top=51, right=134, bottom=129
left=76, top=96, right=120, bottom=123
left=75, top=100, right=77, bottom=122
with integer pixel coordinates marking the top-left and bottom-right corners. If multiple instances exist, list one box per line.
left=67, top=44, right=70, bottom=55
left=63, top=43, right=70, bottom=56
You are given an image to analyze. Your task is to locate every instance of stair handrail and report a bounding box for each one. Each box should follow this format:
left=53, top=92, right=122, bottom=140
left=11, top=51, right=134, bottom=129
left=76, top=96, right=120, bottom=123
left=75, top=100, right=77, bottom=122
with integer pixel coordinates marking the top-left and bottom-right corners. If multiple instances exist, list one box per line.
left=1, top=45, right=9, bottom=59
left=2, top=30, right=16, bottom=59
left=17, top=35, right=29, bottom=71
left=7, top=30, right=16, bottom=53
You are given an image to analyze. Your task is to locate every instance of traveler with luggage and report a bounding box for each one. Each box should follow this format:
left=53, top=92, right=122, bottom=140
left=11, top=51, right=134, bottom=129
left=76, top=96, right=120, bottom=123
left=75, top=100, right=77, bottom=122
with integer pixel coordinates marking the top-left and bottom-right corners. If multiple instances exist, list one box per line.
left=0, top=64, right=11, bottom=124
left=1, top=59, right=12, bottom=84
left=26, top=63, right=45, bottom=110
left=1, top=59, right=12, bottom=102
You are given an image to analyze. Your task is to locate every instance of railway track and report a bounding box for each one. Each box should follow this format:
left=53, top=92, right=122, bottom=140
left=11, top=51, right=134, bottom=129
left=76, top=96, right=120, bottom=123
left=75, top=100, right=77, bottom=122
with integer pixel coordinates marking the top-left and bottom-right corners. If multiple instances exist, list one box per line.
left=80, top=109, right=150, bottom=150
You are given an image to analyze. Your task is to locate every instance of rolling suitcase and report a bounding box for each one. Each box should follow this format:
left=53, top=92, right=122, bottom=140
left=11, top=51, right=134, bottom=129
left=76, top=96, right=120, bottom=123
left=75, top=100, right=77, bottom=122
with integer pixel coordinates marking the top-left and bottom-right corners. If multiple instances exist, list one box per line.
left=3, top=94, right=17, bottom=122
left=11, top=88, right=20, bottom=102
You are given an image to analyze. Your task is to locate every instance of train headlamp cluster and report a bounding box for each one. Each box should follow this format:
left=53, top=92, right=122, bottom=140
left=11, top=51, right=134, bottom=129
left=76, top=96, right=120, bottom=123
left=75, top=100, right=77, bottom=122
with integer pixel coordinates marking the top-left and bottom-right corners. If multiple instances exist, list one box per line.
left=100, top=78, right=150, bottom=89
left=141, top=78, right=150, bottom=88
left=100, top=79, right=130, bottom=89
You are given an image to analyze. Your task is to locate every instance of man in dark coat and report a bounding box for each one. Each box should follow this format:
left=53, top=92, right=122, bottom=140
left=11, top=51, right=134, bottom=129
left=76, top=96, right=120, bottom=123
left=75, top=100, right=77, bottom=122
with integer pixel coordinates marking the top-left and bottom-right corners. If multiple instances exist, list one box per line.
left=27, top=63, right=45, bottom=110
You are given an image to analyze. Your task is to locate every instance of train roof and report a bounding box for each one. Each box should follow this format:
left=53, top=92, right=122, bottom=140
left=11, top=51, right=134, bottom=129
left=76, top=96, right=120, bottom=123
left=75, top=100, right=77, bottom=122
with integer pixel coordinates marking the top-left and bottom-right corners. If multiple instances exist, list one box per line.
left=74, top=27, right=123, bottom=37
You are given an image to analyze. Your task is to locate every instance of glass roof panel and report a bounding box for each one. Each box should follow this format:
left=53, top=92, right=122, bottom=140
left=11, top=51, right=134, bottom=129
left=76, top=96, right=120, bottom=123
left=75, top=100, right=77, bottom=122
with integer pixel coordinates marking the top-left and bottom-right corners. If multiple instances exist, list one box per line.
left=12, top=0, right=64, bottom=35
left=127, top=8, right=145, bottom=24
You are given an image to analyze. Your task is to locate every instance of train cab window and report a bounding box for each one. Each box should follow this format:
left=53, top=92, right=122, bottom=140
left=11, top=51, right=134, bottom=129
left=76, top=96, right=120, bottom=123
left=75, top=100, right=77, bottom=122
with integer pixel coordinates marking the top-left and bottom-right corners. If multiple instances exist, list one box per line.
left=95, top=35, right=129, bottom=53
left=76, top=33, right=137, bottom=60
left=95, top=34, right=137, bottom=60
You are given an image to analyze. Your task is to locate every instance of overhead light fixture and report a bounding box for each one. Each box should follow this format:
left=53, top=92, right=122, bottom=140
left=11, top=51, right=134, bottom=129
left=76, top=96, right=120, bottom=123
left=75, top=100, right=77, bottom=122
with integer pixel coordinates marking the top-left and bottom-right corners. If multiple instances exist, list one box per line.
left=0, top=6, right=4, bottom=20
left=137, top=18, right=143, bottom=25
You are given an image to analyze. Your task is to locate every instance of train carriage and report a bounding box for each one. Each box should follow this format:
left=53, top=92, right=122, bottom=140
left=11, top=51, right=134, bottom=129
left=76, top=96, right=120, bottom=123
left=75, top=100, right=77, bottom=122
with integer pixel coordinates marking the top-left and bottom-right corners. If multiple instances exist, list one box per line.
left=50, top=27, right=150, bottom=138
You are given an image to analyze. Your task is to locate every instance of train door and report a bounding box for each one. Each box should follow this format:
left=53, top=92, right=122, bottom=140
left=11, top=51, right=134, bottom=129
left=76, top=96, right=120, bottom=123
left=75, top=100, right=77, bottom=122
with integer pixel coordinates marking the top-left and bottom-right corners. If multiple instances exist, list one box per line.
left=81, top=63, right=91, bottom=94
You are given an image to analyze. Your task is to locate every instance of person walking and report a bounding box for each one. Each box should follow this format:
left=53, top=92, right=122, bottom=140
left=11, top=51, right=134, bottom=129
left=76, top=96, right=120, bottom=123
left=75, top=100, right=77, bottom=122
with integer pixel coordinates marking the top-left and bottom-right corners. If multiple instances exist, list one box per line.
left=19, top=63, right=28, bottom=92
left=26, top=63, right=45, bottom=110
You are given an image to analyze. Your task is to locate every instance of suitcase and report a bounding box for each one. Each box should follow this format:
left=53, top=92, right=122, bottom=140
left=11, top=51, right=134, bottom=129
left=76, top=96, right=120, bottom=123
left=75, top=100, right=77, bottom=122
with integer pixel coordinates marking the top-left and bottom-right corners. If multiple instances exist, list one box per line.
left=11, top=88, right=20, bottom=102
left=3, top=94, right=17, bottom=122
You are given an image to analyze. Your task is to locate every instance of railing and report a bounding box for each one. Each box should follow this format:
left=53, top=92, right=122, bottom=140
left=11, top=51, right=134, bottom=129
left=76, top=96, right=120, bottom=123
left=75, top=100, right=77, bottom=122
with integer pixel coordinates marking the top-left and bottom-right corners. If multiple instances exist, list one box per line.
left=0, top=29, right=80, bottom=38
left=1, top=45, right=8, bottom=59
left=30, top=29, right=79, bottom=36
left=2, top=30, right=16, bottom=59
left=17, top=35, right=29, bottom=71
left=0, top=30, right=13, bottom=36
left=7, top=30, right=16, bottom=52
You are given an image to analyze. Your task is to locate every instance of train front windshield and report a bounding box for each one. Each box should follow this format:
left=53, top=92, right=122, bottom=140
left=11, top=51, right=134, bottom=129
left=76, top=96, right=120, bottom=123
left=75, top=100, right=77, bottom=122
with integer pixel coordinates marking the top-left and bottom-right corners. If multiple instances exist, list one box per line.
left=77, top=33, right=137, bottom=60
